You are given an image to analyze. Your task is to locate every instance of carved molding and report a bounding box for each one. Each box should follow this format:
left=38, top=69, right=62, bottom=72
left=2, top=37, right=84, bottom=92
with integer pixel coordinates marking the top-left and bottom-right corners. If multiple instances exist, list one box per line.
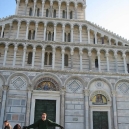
left=2, top=85, right=9, bottom=91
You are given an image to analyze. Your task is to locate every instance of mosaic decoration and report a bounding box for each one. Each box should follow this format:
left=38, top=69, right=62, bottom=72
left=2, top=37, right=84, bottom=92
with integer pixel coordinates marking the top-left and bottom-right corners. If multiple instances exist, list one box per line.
left=11, top=76, right=27, bottom=89
left=118, top=83, right=129, bottom=94
left=95, top=81, right=103, bottom=89
left=35, top=77, right=59, bottom=91
left=66, top=79, right=83, bottom=93
left=92, top=94, right=107, bottom=105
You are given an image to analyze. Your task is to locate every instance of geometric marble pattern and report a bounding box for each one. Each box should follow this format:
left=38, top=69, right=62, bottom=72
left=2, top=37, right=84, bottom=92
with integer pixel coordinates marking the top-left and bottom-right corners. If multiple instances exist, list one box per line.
left=95, top=81, right=104, bottom=89
left=11, top=76, right=27, bottom=89
left=66, top=79, right=83, bottom=93
left=118, top=83, right=129, bottom=94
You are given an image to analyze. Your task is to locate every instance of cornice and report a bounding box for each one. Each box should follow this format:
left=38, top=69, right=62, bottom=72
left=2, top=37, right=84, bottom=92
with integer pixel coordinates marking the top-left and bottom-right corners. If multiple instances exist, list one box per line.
left=0, top=15, right=129, bottom=43
left=0, top=66, right=129, bottom=77
left=0, top=38, right=129, bottom=50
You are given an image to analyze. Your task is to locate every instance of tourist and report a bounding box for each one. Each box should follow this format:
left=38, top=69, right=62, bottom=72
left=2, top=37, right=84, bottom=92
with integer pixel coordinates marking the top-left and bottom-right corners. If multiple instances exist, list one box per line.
left=13, top=124, right=21, bottom=129
left=23, top=113, right=64, bottom=129
left=4, top=120, right=12, bottom=129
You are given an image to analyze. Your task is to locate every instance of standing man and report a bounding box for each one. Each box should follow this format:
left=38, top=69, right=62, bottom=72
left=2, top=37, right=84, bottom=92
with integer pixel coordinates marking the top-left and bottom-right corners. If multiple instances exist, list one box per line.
left=23, top=113, right=64, bottom=129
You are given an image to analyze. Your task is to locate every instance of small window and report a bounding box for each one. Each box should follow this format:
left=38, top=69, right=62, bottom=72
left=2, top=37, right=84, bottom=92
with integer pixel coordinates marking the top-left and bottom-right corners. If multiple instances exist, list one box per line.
left=93, top=37, right=95, bottom=44
left=127, top=64, right=129, bottom=73
left=70, top=11, right=72, bottom=19
left=37, top=8, right=40, bottom=16
left=52, top=32, right=54, bottom=41
left=62, top=10, right=65, bottom=18
left=44, top=52, right=48, bottom=65
left=64, top=33, right=66, bottom=42
left=49, top=53, right=52, bottom=65
left=95, top=59, right=98, bottom=68
left=48, top=32, right=51, bottom=41
left=53, top=10, right=56, bottom=18
left=102, top=37, right=104, bottom=44
left=2, top=32, right=4, bottom=38
left=29, top=8, right=32, bottom=16
left=32, top=30, right=35, bottom=40
left=27, top=52, right=33, bottom=64
left=28, top=30, right=31, bottom=40
left=68, top=33, right=70, bottom=42
left=64, top=54, right=68, bottom=66
left=46, top=9, right=49, bottom=17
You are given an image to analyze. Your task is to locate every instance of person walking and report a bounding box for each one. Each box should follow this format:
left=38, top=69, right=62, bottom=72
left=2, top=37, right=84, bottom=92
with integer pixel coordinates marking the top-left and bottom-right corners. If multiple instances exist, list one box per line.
left=13, top=124, right=21, bottom=129
left=3, top=120, right=12, bottom=129
left=23, top=113, right=64, bottom=129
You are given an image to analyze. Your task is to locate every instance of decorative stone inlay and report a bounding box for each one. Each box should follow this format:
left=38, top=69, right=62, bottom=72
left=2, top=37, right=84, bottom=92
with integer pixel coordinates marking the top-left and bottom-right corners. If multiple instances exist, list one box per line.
left=95, top=81, right=103, bottom=89
left=66, top=79, right=83, bottom=93
left=118, top=83, right=129, bottom=94
left=11, top=76, right=27, bottom=89
left=35, top=77, right=59, bottom=91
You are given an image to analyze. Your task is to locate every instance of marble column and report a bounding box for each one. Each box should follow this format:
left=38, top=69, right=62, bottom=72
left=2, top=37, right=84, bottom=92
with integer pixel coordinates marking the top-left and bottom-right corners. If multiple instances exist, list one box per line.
left=16, top=22, right=21, bottom=39
left=15, top=0, right=20, bottom=15
left=33, top=0, right=37, bottom=16
left=114, top=52, right=118, bottom=73
left=88, top=51, right=92, bottom=71
left=54, top=24, right=57, bottom=41
left=26, top=85, right=32, bottom=125
left=101, top=36, right=104, bottom=44
left=61, top=49, right=65, bottom=70
left=25, top=0, right=28, bottom=15
left=115, top=40, right=118, bottom=46
left=3, top=45, right=8, bottom=66
left=44, top=24, right=47, bottom=41
left=71, top=25, right=73, bottom=42
left=79, top=26, right=82, bottom=43
left=112, top=90, right=118, bottom=129
left=106, top=52, right=109, bottom=72
left=31, top=47, right=36, bottom=68
left=87, top=28, right=90, bottom=44
left=83, top=5, right=86, bottom=19
left=58, top=2, right=61, bottom=18
left=67, top=3, right=69, bottom=19
left=13, top=46, right=18, bottom=67
left=0, top=85, right=9, bottom=128
left=1, top=25, right=5, bottom=38
left=22, top=46, right=27, bottom=67
left=26, top=22, right=29, bottom=40
left=52, top=48, right=56, bottom=69
left=108, top=37, right=111, bottom=45
left=84, top=89, right=89, bottom=129
left=35, top=23, right=38, bottom=40
left=94, top=31, right=97, bottom=44
left=62, top=25, right=65, bottom=42
left=60, top=87, right=66, bottom=127
left=75, top=4, right=77, bottom=19
left=97, top=51, right=101, bottom=72
left=41, top=48, right=45, bottom=69
left=79, top=50, right=83, bottom=71
left=122, top=54, right=127, bottom=73
left=42, top=1, right=44, bottom=17
left=8, top=23, right=12, bottom=38
left=70, top=49, right=74, bottom=69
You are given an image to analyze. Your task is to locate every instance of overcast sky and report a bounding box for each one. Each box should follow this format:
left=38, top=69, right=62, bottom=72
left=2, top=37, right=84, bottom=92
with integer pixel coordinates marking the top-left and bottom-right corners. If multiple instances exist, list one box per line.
left=0, top=0, right=129, bottom=40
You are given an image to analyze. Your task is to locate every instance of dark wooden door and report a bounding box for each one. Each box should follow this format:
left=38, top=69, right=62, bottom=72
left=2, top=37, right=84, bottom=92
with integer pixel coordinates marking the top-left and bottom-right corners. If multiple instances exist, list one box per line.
left=34, top=100, right=56, bottom=129
left=93, top=111, right=108, bottom=129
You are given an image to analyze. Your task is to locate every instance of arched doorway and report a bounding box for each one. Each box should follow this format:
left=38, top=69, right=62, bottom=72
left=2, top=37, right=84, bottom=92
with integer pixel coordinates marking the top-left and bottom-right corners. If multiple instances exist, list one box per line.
left=30, top=77, right=60, bottom=129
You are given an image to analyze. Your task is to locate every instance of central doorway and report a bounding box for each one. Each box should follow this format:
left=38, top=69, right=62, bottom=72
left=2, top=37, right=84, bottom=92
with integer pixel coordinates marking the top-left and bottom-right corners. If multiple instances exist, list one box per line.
left=93, top=111, right=108, bottom=129
left=34, top=99, right=56, bottom=129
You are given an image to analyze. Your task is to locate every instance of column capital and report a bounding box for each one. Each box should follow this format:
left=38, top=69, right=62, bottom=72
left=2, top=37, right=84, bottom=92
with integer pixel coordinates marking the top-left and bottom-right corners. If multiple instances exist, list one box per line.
left=97, top=51, right=100, bottom=56
left=106, top=53, right=109, bottom=57
left=26, top=22, right=29, bottom=27
left=42, top=0, right=44, bottom=4
left=23, top=46, right=27, bottom=51
left=88, top=51, right=92, bottom=56
left=87, top=27, right=90, bottom=31
left=112, top=90, right=117, bottom=96
left=79, top=50, right=83, bottom=55
left=34, top=0, right=37, bottom=3
left=60, top=86, right=66, bottom=95
left=2, top=24, right=5, bottom=28
left=42, top=48, right=45, bottom=52
left=94, top=31, right=97, bottom=35
left=101, top=34, right=104, bottom=38
left=50, top=1, right=53, bottom=6
left=5, top=45, right=8, bottom=50
left=83, top=89, right=90, bottom=96
left=122, top=54, right=126, bottom=58
left=67, top=3, right=69, bottom=6
left=54, top=24, right=57, bottom=27
left=9, top=23, right=12, bottom=27
left=114, top=52, right=117, bottom=58
left=25, top=0, right=28, bottom=4
left=27, top=84, right=33, bottom=91
left=18, top=21, right=21, bottom=26
left=2, top=85, right=9, bottom=91
left=70, top=49, right=74, bottom=55
left=14, top=46, right=18, bottom=51
left=61, top=49, right=65, bottom=54
left=59, top=1, right=61, bottom=6
left=53, top=47, right=56, bottom=52
left=35, top=23, right=38, bottom=28
left=79, top=26, right=82, bottom=31
left=75, top=4, right=77, bottom=9
left=33, top=47, right=36, bottom=52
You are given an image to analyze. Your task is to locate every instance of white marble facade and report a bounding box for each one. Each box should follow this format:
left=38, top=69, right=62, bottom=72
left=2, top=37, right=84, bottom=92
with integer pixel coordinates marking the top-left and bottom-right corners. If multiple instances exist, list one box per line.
left=0, top=0, right=129, bottom=129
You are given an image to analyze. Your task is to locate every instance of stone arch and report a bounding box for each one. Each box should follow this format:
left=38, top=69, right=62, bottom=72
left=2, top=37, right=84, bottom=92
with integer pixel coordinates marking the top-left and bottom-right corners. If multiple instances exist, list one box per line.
left=32, top=72, right=63, bottom=90
left=87, top=77, right=112, bottom=91
left=7, top=72, right=31, bottom=86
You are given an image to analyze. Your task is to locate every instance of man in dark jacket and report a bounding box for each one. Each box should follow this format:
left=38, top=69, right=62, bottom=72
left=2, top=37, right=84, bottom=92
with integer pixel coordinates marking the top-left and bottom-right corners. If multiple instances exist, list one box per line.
left=23, top=113, right=64, bottom=129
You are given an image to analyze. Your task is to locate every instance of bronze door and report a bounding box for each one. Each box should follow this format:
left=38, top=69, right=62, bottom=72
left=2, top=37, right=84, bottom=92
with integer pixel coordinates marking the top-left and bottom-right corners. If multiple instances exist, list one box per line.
left=34, top=99, right=56, bottom=129
left=93, top=111, right=108, bottom=129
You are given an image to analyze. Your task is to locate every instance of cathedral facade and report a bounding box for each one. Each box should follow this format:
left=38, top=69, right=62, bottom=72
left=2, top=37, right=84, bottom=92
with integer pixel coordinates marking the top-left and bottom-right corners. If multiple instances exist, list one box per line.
left=0, top=0, right=129, bottom=129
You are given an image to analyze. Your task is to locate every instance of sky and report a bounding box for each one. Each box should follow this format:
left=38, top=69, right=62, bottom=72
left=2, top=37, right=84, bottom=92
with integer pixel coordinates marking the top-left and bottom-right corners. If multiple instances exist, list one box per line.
left=0, top=0, right=129, bottom=40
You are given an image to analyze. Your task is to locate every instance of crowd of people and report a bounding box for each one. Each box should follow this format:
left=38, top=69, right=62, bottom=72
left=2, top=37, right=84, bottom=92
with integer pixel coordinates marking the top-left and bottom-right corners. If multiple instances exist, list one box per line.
left=3, top=113, right=64, bottom=129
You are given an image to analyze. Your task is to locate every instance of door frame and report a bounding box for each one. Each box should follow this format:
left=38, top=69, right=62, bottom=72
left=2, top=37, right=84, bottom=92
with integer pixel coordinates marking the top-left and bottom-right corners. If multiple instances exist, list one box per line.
left=90, top=106, right=111, bottom=129
left=30, top=90, right=60, bottom=129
